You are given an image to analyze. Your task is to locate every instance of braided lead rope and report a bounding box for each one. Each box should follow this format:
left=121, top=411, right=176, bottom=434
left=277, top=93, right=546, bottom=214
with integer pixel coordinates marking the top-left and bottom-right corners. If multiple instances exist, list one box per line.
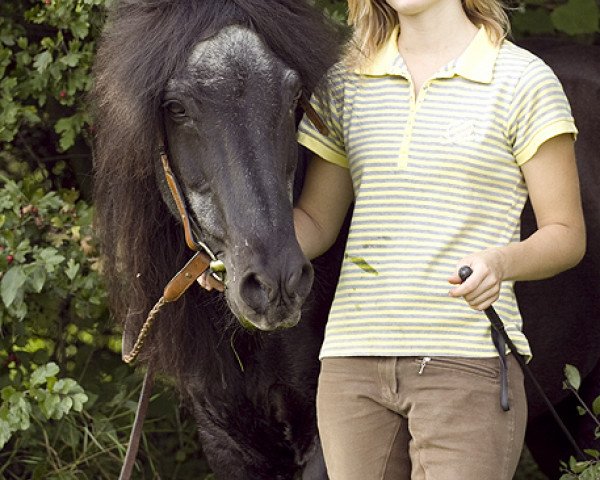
left=122, top=297, right=166, bottom=364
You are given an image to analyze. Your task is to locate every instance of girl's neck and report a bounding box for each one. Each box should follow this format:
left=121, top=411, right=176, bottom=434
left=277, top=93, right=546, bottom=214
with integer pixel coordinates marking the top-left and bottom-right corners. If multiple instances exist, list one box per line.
left=392, top=1, right=479, bottom=96
left=396, top=1, right=478, bottom=59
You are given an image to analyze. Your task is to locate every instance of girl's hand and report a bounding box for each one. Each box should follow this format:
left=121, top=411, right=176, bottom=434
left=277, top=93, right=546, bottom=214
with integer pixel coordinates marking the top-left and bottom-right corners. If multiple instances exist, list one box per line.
left=197, top=271, right=225, bottom=292
left=448, top=248, right=506, bottom=311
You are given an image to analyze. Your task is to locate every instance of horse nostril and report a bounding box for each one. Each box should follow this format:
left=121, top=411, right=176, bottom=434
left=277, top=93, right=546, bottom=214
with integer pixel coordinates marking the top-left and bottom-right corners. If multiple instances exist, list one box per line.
left=285, top=262, right=313, bottom=299
left=239, top=272, right=269, bottom=314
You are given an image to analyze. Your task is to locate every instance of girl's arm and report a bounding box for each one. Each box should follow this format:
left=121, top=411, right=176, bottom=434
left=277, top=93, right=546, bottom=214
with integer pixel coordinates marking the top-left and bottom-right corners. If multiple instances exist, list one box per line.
left=294, top=155, right=354, bottom=260
left=449, top=133, right=586, bottom=310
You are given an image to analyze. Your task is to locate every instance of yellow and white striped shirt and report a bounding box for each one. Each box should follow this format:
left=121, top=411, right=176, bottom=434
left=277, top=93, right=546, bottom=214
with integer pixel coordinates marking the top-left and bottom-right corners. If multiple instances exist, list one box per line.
left=298, top=27, right=576, bottom=359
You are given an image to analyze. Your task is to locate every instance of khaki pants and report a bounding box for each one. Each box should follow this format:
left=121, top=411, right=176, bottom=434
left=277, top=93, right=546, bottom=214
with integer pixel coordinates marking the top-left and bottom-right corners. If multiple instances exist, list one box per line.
left=317, top=355, right=526, bottom=480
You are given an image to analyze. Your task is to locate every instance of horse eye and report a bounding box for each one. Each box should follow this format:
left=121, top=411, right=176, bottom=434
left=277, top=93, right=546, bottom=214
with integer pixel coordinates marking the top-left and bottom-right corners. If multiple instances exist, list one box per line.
left=164, top=100, right=186, bottom=117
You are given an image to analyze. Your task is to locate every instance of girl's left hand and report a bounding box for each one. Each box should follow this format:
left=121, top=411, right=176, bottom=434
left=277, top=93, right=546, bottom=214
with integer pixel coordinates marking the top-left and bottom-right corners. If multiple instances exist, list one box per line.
left=448, top=248, right=506, bottom=311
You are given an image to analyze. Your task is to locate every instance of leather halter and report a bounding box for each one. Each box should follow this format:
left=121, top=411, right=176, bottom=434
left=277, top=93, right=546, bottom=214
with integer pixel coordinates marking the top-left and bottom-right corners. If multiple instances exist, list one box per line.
left=159, top=145, right=226, bottom=283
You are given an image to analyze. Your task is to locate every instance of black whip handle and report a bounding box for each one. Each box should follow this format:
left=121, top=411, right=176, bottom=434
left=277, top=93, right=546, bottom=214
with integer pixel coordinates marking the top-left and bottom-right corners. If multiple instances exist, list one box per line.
left=458, top=266, right=586, bottom=460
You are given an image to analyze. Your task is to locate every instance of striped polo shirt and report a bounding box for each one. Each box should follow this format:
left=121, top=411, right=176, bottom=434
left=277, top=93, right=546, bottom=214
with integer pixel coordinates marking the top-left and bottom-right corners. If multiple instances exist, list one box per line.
left=297, top=27, right=577, bottom=359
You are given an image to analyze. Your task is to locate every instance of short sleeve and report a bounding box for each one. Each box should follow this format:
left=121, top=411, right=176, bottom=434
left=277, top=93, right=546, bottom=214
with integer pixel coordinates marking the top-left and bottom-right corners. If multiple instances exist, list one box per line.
left=507, top=57, right=577, bottom=166
left=297, top=67, right=348, bottom=168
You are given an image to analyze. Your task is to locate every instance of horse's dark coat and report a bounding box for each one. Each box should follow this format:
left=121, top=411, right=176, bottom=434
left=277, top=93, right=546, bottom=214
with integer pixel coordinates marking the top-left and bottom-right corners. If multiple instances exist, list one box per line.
left=517, top=38, right=600, bottom=478
left=93, top=2, right=599, bottom=477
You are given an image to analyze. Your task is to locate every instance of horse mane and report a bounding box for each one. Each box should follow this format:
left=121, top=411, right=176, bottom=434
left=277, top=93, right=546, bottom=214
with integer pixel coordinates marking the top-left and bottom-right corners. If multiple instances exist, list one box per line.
left=92, top=0, right=342, bottom=383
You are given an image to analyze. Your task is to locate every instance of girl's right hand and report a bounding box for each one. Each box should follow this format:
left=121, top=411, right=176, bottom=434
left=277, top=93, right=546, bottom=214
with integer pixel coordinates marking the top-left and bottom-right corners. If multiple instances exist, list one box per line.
left=198, top=271, right=225, bottom=292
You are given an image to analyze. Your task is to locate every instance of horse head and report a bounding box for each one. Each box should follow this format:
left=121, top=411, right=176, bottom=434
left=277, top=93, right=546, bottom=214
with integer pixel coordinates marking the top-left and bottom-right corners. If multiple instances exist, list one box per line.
left=159, top=25, right=313, bottom=331
left=93, top=0, right=341, bottom=373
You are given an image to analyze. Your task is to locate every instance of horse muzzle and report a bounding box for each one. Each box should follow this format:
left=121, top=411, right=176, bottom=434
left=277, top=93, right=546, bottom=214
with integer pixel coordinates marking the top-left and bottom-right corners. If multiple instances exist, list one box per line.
left=225, top=251, right=314, bottom=331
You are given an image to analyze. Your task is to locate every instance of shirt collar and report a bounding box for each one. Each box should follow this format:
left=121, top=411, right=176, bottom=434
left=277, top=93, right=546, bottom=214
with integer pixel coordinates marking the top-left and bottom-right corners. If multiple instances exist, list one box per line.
left=355, top=27, right=405, bottom=77
left=356, top=26, right=500, bottom=84
left=454, top=26, right=500, bottom=83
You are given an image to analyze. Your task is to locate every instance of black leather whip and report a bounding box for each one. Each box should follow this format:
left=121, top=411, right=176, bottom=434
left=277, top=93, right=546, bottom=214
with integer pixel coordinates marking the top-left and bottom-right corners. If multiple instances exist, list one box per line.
left=458, top=266, right=586, bottom=461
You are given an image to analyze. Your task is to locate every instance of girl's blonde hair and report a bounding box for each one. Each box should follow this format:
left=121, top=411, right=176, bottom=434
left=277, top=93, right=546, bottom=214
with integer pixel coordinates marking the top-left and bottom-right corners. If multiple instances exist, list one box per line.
left=345, top=0, right=510, bottom=68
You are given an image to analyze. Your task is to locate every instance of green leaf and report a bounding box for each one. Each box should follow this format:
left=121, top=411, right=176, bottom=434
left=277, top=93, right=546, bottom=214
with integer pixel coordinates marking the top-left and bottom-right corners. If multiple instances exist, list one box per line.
left=583, top=449, right=600, bottom=460
left=1, top=266, right=27, bottom=307
left=65, top=259, right=80, bottom=281
left=53, top=378, right=78, bottom=394
left=345, top=254, right=379, bottom=275
left=32, top=464, right=49, bottom=480
left=42, top=393, right=60, bottom=419
left=593, top=395, right=600, bottom=416
left=52, top=396, right=73, bottom=419
left=30, top=362, right=60, bottom=387
left=70, top=18, right=89, bottom=39
left=512, top=8, right=555, bottom=35
left=571, top=460, right=592, bottom=474
left=580, top=463, right=600, bottom=480
left=54, top=114, right=87, bottom=152
left=564, top=364, right=581, bottom=391
left=176, top=450, right=186, bottom=463
left=551, top=0, right=600, bottom=35
left=569, top=455, right=578, bottom=471
left=0, top=420, right=11, bottom=449
left=59, top=52, right=81, bottom=68
left=39, top=247, right=66, bottom=272
left=61, top=421, right=81, bottom=448
left=33, top=51, right=53, bottom=73
left=29, top=266, right=47, bottom=293
left=70, top=392, right=88, bottom=412
left=0, top=387, right=16, bottom=402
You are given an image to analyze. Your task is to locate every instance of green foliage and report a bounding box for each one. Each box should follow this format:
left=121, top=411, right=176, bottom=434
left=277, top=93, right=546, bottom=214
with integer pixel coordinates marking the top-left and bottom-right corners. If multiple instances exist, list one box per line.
left=0, top=170, right=103, bottom=323
left=0, top=361, right=87, bottom=449
left=0, top=0, right=104, bottom=154
left=0, top=165, right=211, bottom=478
left=313, top=0, right=349, bottom=24
left=559, top=365, right=600, bottom=479
left=510, top=0, right=600, bottom=39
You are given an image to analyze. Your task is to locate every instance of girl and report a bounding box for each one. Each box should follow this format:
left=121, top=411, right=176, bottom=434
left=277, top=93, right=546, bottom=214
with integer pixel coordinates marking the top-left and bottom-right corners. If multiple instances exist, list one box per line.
left=293, top=0, right=585, bottom=478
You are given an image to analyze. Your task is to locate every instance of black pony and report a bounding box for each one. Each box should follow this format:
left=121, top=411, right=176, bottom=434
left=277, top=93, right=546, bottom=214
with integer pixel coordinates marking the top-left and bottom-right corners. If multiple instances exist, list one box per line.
left=93, top=0, right=343, bottom=478
left=93, top=1, right=600, bottom=478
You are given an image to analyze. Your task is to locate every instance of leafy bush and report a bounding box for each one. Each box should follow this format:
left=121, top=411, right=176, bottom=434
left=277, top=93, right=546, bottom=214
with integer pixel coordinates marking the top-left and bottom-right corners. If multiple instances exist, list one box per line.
left=0, top=0, right=103, bottom=149
left=512, top=0, right=600, bottom=38
left=559, top=365, right=600, bottom=480
left=0, top=167, right=99, bottom=448
left=0, top=166, right=211, bottom=479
